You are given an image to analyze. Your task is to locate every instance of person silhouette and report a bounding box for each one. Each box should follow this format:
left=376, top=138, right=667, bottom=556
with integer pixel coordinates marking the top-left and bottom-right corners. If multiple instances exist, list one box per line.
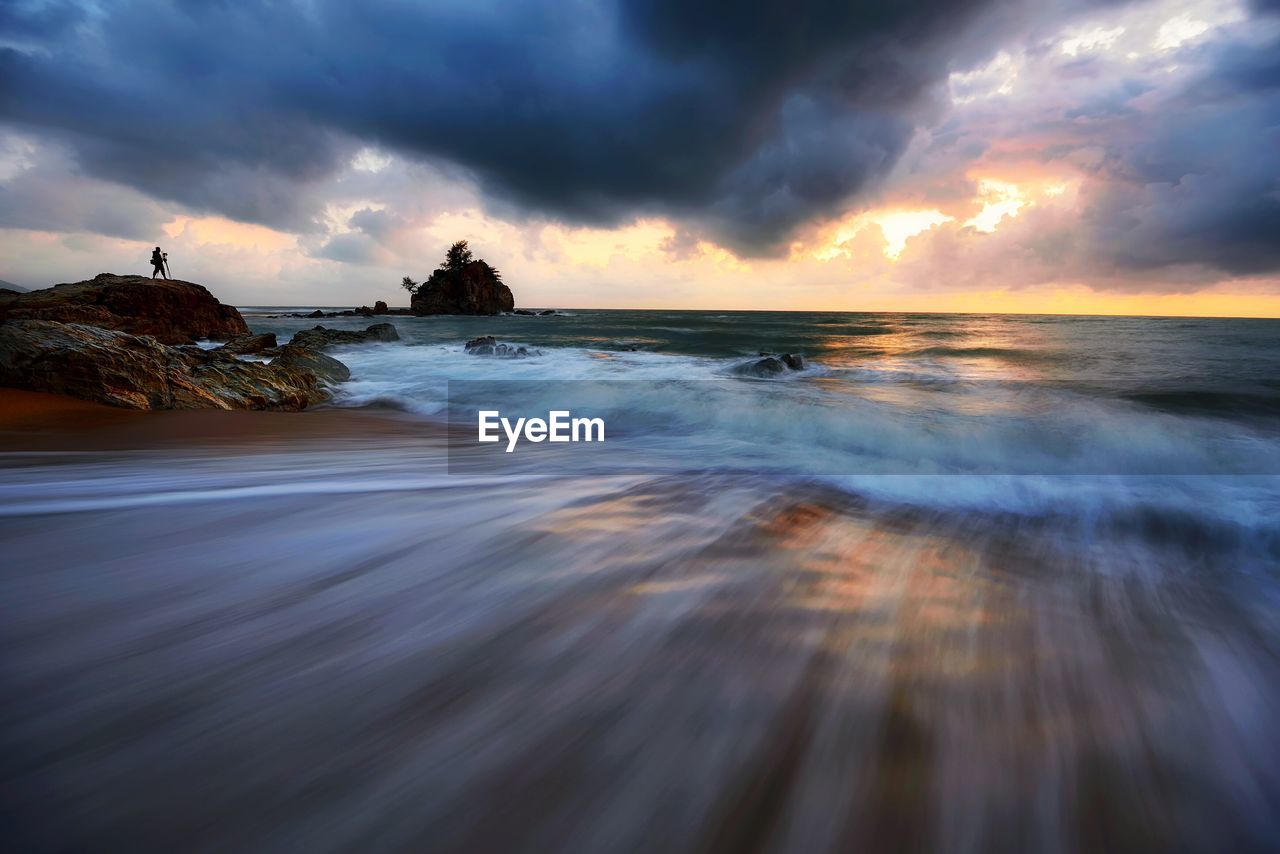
left=151, top=246, right=168, bottom=279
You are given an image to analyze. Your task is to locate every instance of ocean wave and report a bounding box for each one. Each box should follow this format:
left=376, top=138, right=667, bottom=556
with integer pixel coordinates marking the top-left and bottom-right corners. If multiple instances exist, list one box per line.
left=1123, top=389, right=1280, bottom=418
left=906, top=345, right=1061, bottom=363
left=328, top=340, right=1279, bottom=483
left=224, top=312, right=1280, bottom=536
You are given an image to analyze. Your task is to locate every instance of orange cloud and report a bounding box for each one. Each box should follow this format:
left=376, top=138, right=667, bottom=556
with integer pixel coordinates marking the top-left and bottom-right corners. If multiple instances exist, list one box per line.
left=162, top=216, right=296, bottom=252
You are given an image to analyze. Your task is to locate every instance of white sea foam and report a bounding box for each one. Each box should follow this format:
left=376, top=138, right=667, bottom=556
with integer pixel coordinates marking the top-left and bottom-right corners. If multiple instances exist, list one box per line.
left=317, top=337, right=1280, bottom=530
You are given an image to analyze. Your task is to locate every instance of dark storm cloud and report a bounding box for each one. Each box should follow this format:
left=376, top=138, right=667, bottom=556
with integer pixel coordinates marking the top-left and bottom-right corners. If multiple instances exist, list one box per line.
left=0, top=0, right=1062, bottom=255
left=0, top=144, right=169, bottom=240
left=0, top=0, right=85, bottom=42
left=1077, top=31, right=1280, bottom=277
left=4, top=0, right=1274, bottom=270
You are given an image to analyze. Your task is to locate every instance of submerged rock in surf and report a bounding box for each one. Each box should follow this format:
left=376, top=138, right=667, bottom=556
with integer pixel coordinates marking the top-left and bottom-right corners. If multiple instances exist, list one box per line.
left=736, top=353, right=806, bottom=377
left=463, top=335, right=536, bottom=358
left=289, top=323, right=399, bottom=350
left=737, top=356, right=788, bottom=377
left=756, top=351, right=806, bottom=370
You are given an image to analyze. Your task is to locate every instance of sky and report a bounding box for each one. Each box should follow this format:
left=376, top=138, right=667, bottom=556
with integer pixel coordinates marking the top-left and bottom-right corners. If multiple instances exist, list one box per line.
left=1, top=0, right=1279, bottom=315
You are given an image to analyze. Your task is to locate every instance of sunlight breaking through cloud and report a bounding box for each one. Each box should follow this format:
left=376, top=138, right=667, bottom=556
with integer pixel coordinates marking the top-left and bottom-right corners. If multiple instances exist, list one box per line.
left=964, top=180, right=1027, bottom=234
left=1060, top=26, right=1126, bottom=56
left=875, top=211, right=955, bottom=259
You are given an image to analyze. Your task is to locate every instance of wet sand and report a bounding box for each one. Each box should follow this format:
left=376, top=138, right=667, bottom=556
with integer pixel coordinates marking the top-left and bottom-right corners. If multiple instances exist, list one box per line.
left=0, top=389, right=441, bottom=452
left=2, top=391, right=1279, bottom=851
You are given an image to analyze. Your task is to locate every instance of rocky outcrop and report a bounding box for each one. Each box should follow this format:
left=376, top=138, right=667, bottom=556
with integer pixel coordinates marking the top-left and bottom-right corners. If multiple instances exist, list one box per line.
left=463, top=336, right=537, bottom=358
left=0, top=320, right=326, bottom=410
left=279, top=306, right=411, bottom=319
left=288, top=323, right=399, bottom=350
left=411, top=261, right=514, bottom=316
left=271, top=345, right=351, bottom=384
left=0, top=273, right=249, bottom=344
left=218, top=332, right=278, bottom=355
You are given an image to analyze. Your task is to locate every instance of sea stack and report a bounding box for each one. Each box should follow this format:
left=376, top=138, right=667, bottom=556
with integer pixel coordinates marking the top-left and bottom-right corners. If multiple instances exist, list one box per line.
left=409, top=241, right=515, bottom=316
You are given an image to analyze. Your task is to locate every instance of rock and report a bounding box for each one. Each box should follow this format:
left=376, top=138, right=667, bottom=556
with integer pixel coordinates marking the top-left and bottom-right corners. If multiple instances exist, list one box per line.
left=272, top=344, right=351, bottom=384
left=411, top=260, right=514, bottom=316
left=288, top=323, right=399, bottom=350
left=735, top=356, right=789, bottom=377
left=0, top=273, right=249, bottom=345
left=513, top=309, right=536, bottom=316
left=463, top=336, right=535, bottom=358
left=0, top=320, right=328, bottom=410
left=218, top=332, right=278, bottom=355
left=283, top=306, right=403, bottom=318
left=464, top=335, right=497, bottom=354
left=740, top=352, right=807, bottom=376
left=539, top=309, right=556, bottom=316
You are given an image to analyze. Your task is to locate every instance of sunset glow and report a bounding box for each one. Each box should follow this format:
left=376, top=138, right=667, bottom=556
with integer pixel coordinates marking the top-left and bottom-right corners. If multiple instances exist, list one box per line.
left=963, top=181, right=1027, bottom=234
left=0, top=0, right=1275, bottom=316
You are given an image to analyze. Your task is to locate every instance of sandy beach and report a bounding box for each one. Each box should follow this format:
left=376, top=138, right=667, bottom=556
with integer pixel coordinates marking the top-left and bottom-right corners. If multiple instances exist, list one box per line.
left=4, top=381, right=1279, bottom=851
left=0, top=389, right=437, bottom=452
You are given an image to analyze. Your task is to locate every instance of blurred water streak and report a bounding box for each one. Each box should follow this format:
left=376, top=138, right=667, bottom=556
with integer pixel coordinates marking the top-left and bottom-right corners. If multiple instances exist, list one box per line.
left=3, top=441, right=1279, bottom=851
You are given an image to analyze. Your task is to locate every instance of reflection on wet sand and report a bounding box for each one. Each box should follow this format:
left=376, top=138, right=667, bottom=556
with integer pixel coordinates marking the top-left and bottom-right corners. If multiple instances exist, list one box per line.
left=3, top=434, right=1278, bottom=850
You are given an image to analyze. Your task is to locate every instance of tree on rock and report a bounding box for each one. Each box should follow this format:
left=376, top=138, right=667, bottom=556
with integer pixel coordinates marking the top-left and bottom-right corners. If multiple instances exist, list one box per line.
left=408, top=242, right=514, bottom=316
left=444, top=240, right=473, bottom=271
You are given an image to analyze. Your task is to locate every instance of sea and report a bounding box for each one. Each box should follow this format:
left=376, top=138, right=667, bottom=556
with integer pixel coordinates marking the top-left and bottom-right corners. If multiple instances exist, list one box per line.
left=3, top=307, right=1279, bottom=851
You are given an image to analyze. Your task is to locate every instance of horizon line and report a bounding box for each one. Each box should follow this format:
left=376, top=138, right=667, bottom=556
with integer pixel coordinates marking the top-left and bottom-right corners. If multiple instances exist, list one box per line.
left=232, top=304, right=1280, bottom=321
